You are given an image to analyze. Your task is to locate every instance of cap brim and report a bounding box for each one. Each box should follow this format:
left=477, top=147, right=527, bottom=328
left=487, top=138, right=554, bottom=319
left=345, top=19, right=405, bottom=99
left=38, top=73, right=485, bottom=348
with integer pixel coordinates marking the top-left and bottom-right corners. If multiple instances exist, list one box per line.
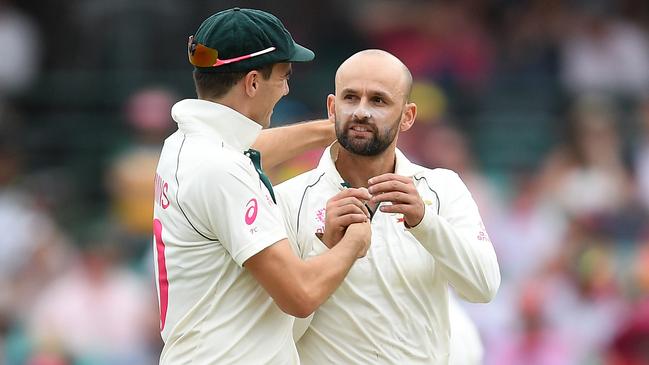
left=288, top=42, right=315, bottom=62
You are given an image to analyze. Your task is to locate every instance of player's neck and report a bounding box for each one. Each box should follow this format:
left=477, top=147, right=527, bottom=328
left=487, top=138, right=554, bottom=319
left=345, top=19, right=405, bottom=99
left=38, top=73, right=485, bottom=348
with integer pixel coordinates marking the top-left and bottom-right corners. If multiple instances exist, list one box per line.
left=206, top=92, right=264, bottom=128
left=335, top=147, right=396, bottom=188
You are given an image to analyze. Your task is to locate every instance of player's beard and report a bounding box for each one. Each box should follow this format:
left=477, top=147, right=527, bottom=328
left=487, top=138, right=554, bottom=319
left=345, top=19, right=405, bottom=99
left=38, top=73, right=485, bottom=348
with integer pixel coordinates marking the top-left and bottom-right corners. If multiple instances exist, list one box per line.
left=335, top=115, right=400, bottom=156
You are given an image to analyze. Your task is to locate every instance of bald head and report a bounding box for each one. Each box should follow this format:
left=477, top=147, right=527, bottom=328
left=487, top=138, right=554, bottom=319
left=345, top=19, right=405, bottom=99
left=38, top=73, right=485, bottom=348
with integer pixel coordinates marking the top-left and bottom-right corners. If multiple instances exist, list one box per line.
left=328, top=49, right=418, bottom=158
left=335, top=50, right=413, bottom=103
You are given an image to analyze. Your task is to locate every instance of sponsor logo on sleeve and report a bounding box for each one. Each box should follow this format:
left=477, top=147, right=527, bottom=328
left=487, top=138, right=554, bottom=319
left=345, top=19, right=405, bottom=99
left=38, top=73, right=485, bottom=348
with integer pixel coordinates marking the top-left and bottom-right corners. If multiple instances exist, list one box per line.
left=477, top=221, right=492, bottom=243
left=245, top=198, right=258, bottom=225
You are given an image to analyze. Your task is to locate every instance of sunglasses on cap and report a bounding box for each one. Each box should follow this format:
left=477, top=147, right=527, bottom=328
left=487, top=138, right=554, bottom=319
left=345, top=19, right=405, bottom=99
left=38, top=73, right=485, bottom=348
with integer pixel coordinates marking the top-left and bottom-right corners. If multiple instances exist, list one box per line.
left=187, top=35, right=276, bottom=68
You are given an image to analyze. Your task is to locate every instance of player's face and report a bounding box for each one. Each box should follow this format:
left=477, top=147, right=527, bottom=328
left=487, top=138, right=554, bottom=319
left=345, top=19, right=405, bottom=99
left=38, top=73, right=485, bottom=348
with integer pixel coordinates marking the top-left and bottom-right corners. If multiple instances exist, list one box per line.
left=253, top=63, right=291, bottom=128
left=334, top=103, right=401, bottom=156
left=332, top=66, right=407, bottom=156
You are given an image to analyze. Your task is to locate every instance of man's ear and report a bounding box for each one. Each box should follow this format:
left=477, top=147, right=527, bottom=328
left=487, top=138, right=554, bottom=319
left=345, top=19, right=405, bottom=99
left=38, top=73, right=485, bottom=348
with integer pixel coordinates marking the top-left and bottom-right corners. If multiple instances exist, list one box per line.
left=326, top=94, right=336, bottom=122
left=400, top=102, right=417, bottom=132
left=244, top=70, right=259, bottom=97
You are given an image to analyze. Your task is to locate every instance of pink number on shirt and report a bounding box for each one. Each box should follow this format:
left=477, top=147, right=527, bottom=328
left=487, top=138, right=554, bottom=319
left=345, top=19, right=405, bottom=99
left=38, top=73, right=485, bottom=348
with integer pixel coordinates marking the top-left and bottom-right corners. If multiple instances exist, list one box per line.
left=154, top=219, right=169, bottom=331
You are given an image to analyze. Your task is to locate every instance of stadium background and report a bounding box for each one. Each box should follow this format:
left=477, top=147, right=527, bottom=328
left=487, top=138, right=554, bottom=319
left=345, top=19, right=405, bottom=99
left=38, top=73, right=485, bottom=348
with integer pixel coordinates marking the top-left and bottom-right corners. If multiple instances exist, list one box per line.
left=2, top=0, right=649, bottom=363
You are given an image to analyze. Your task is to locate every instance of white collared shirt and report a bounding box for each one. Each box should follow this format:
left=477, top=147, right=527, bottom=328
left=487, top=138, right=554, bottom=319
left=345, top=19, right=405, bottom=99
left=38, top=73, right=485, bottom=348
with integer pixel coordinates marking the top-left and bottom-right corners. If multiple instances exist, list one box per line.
left=276, top=144, right=500, bottom=364
left=153, top=99, right=295, bottom=364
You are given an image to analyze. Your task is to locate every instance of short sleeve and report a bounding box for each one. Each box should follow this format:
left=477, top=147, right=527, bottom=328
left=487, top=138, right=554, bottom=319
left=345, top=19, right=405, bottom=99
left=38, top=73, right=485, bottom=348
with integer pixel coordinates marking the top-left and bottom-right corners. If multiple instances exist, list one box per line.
left=189, top=157, right=288, bottom=266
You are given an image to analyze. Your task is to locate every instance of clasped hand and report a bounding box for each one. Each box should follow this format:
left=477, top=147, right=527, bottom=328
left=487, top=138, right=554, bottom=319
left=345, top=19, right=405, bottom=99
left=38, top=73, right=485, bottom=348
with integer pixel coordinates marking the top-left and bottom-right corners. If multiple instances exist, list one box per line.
left=321, top=174, right=424, bottom=252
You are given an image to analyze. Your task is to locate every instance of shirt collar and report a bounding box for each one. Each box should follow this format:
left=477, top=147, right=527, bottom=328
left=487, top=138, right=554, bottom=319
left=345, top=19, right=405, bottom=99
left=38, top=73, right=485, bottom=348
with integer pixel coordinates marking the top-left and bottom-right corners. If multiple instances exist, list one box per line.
left=394, top=148, right=425, bottom=176
left=171, top=99, right=262, bottom=151
left=317, top=142, right=426, bottom=189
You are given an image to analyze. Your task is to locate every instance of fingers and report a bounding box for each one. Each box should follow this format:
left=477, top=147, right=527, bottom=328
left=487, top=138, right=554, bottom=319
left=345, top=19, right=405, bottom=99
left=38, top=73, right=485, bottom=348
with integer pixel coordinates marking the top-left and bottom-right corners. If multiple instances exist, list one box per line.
left=347, top=221, right=371, bottom=229
left=328, top=197, right=370, bottom=218
left=368, top=174, right=414, bottom=195
left=378, top=203, right=413, bottom=214
left=322, top=190, right=370, bottom=250
left=366, top=173, right=424, bottom=227
left=332, top=213, right=369, bottom=227
left=367, top=174, right=418, bottom=206
left=368, top=173, right=412, bottom=187
left=369, top=191, right=416, bottom=206
left=330, top=202, right=370, bottom=220
left=328, top=188, right=371, bottom=219
left=331, top=187, right=372, bottom=202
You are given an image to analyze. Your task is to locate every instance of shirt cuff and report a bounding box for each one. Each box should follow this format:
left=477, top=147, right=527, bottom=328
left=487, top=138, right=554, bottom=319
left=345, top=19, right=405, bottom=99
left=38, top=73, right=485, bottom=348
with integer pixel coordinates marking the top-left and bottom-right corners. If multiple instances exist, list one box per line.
left=406, top=205, right=437, bottom=239
left=235, top=231, right=288, bottom=267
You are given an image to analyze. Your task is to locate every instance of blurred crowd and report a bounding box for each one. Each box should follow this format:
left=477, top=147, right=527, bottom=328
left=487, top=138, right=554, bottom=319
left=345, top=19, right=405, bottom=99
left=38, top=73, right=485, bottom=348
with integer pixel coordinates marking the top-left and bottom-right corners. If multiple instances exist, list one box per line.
left=3, top=0, right=649, bottom=364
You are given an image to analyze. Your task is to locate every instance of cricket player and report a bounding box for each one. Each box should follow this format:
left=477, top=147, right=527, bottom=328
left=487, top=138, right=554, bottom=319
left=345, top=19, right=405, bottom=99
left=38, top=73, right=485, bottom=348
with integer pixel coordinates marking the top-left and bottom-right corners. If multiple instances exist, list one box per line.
left=276, top=49, right=501, bottom=364
left=152, top=9, right=372, bottom=364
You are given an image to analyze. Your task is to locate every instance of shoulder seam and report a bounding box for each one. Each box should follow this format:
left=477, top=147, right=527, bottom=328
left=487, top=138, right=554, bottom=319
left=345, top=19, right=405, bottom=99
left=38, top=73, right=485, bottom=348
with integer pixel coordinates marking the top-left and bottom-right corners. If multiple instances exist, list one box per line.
left=175, top=133, right=219, bottom=241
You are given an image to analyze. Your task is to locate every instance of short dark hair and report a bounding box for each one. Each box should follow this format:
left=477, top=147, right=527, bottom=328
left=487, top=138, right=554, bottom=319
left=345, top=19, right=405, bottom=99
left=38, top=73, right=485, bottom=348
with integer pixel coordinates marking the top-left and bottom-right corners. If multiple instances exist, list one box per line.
left=193, top=64, right=274, bottom=100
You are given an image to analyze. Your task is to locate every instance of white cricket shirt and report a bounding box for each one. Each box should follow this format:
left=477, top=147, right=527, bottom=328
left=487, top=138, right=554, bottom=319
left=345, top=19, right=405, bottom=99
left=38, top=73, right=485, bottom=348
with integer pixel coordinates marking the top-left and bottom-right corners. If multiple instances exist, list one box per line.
left=153, top=99, right=295, bottom=364
left=276, top=144, right=500, bottom=364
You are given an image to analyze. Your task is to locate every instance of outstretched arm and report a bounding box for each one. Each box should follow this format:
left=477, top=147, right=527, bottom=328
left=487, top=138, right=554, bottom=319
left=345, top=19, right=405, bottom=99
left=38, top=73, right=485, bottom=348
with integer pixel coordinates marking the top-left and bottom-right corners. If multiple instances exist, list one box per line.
left=252, top=119, right=335, bottom=170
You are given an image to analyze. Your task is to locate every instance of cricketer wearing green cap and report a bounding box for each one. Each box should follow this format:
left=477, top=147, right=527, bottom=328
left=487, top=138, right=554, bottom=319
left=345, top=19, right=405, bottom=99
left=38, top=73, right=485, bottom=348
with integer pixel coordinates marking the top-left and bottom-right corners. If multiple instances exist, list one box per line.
left=153, top=8, right=372, bottom=364
left=191, top=7, right=315, bottom=73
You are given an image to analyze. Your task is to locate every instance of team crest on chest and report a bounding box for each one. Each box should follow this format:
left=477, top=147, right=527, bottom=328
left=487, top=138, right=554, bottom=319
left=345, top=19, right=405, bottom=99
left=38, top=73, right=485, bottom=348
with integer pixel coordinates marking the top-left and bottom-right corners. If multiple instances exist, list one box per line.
left=314, top=207, right=325, bottom=235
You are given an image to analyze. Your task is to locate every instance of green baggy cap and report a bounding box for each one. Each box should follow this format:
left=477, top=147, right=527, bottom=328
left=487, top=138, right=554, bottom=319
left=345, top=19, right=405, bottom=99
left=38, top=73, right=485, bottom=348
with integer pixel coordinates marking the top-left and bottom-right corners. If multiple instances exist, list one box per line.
left=192, top=7, right=315, bottom=73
